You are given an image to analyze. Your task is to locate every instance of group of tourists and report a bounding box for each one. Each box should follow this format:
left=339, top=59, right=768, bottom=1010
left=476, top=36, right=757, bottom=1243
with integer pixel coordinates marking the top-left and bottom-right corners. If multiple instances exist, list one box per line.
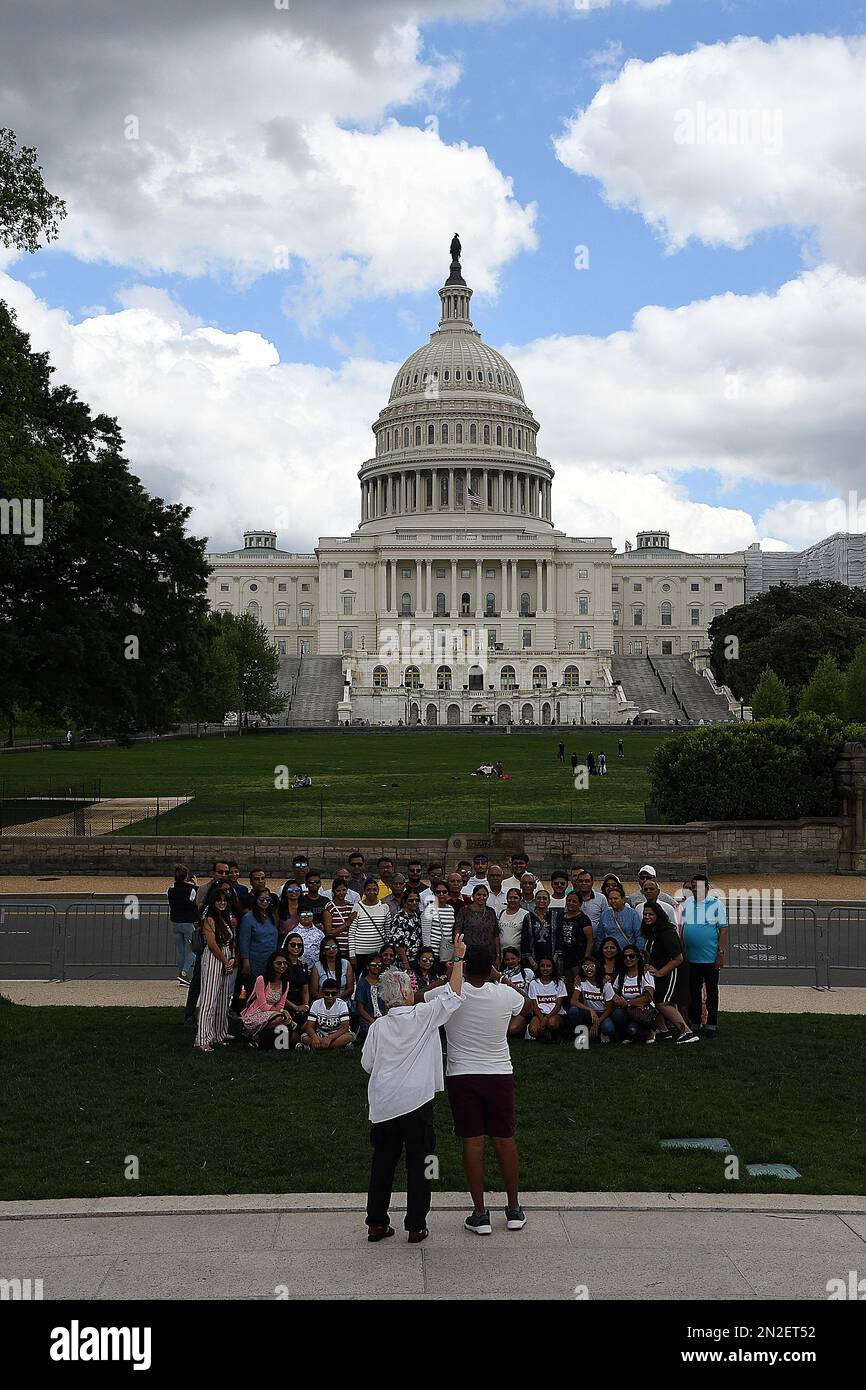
left=168, top=851, right=727, bottom=1055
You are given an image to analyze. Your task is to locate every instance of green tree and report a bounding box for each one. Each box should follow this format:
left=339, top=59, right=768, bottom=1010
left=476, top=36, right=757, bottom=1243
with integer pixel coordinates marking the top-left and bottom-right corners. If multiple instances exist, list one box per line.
left=0, top=127, right=66, bottom=252
left=182, top=612, right=283, bottom=729
left=0, top=301, right=211, bottom=737
left=844, top=638, right=866, bottom=723
left=750, top=667, right=789, bottom=719
left=709, top=582, right=866, bottom=702
left=798, top=655, right=847, bottom=718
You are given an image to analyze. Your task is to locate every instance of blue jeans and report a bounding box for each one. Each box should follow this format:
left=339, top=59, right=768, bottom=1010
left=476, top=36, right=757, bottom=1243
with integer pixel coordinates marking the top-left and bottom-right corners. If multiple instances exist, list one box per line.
left=174, top=924, right=196, bottom=978
left=568, top=1005, right=616, bottom=1040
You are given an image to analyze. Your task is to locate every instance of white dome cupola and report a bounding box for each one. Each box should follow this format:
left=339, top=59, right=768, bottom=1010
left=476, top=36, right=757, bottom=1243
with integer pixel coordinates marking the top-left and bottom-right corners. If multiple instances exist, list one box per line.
left=359, top=236, right=553, bottom=534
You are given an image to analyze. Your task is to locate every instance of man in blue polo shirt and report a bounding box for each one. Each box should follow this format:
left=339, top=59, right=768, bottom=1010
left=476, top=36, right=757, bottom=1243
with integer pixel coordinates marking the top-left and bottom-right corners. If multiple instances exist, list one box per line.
left=681, top=873, right=727, bottom=1038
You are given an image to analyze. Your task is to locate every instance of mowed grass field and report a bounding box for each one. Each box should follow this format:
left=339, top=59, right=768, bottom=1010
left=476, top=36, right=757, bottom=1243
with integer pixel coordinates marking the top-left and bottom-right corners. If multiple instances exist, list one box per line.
left=0, top=731, right=668, bottom=837
left=1, top=1002, right=862, bottom=1198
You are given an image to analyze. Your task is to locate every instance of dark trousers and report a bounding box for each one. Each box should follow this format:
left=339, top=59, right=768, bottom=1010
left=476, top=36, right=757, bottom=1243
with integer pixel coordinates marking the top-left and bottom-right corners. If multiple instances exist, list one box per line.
left=366, top=1101, right=435, bottom=1232
left=184, top=953, right=202, bottom=1022
left=689, top=963, right=720, bottom=1028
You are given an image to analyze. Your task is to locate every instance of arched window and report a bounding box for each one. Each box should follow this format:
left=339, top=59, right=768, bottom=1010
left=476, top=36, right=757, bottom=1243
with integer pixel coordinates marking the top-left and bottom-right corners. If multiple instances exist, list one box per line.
left=440, top=473, right=449, bottom=506
left=435, top=592, right=446, bottom=616
left=373, top=665, right=388, bottom=689
left=400, top=593, right=412, bottom=616
left=403, top=426, right=410, bottom=447
left=386, top=430, right=391, bottom=451
left=247, top=601, right=260, bottom=618
left=496, top=425, right=503, bottom=446
left=500, top=665, right=517, bottom=691
left=415, top=425, right=422, bottom=445
left=563, top=664, right=580, bottom=691
left=405, top=666, right=421, bottom=691
left=496, top=372, right=502, bottom=386
left=468, top=665, right=484, bottom=692
left=470, top=423, right=477, bottom=443
left=483, top=424, right=490, bottom=444
left=441, top=423, right=448, bottom=443
left=532, top=665, right=548, bottom=691
left=520, top=592, right=531, bottom=616
left=660, top=601, right=672, bottom=627
left=456, top=423, right=463, bottom=444
left=437, top=665, right=452, bottom=691
left=517, top=429, right=522, bottom=449
left=507, top=427, right=513, bottom=446
left=467, top=369, right=473, bottom=381
left=427, top=423, right=435, bottom=444
left=485, top=592, right=496, bottom=615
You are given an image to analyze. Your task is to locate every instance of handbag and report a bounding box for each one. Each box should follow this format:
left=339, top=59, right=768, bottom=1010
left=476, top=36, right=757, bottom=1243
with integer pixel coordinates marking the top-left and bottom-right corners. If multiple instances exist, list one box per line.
left=627, top=1003, right=658, bottom=1027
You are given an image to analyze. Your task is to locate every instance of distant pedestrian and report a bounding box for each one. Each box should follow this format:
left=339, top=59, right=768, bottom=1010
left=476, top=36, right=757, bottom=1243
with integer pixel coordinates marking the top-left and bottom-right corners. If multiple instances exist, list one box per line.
left=586, top=751, right=596, bottom=776
left=570, top=751, right=578, bottom=774
left=557, top=741, right=565, bottom=764
left=597, top=752, right=607, bottom=776
left=618, top=737, right=625, bottom=759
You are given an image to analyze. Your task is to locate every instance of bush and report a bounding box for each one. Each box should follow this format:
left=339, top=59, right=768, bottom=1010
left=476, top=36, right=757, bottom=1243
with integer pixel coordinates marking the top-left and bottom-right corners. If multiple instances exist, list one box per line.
left=649, top=714, right=866, bottom=822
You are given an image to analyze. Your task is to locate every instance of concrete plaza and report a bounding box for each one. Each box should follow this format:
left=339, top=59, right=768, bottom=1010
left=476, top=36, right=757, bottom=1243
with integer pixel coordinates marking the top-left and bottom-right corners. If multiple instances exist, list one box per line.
left=3, top=1193, right=865, bottom=1301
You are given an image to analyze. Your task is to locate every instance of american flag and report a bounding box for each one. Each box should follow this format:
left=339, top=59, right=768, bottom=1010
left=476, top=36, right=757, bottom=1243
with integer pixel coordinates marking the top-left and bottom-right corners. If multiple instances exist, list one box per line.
left=467, top=486, right=481, bottom=508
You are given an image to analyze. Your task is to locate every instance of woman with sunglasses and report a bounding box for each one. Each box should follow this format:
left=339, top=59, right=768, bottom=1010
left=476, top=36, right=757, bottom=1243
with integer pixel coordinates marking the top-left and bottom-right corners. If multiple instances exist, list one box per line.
left=408, top=947, right=443, bottom=1003
left=421, top=880, right=455, bottom=965
left=310, top=936, right=355, bottom=1003
left=354, top=954, right=389, bottom=1042
left=612, top=947, right=656, bottom=1044
left=292, top=909, right=324, bottom=972
left=279, top=932, right=311, bottom=1041
left=277, top=878, right=303, bottom=933
left=389, top=888, right=424, bottom=969
left=237, top=890, right=279, bottom=991
left=240, top=952, right=293, bottom=1047
left=195, top=885, right=237, bottom=1052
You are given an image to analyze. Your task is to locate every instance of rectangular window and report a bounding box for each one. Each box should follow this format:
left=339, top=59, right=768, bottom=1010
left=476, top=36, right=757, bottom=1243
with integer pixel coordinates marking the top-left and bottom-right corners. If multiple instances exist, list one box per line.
left=460, top=568, right=471, bottom=578
left=578, top=630, right=591, bottom=649
left=578, top=596, right=589, bottom=616
left=342, top=630, right=353, bottom=649
left=691, top=583, right=700, bottom=591
left=342, top=595, right=353, bottom=615
left=522, top=629, right=532, bottom=648
left=277, top=583, right=287, bottom=592
left=402, top=568, right=411, bottom=578
left=520, top=568, right=530, bottom=578
left=487, top=629, right=497, bottom=648
left=691, top=639, right=701, bottom=651
left=714, top=582, right=723, bottom=591
left=220, top=583, right=229, bottom=592
left=300, top=608, right=311, bottom=627
left=578, top=568, right=588, bottom=579
left=277, top=640, right=287, bottom=656
left=634, top=609, right=643, bottom=626
left=343, top=569, right=353, bottom=578
left=613, top=608, right=620, bottom=625
left=691, top=608, right=701, bottom=624
left=612, top=582, right=619, bottom=592
left=485, top=568, right=495, bottom=578
left=301, top=583, right=310, bottom=592
left=436, top=567, right=445, bottom=578
left=633, top=582, right=642, bottom=592
left=661, top=641, right=672, bottom=655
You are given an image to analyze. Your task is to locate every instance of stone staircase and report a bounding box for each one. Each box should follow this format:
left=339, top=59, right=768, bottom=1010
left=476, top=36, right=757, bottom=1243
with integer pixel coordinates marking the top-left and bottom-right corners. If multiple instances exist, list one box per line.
left=610, top=656, right=682, bottom=721
left=653, top=655, right=732, bottom=723
left=284, top=656, right=345, bottom=726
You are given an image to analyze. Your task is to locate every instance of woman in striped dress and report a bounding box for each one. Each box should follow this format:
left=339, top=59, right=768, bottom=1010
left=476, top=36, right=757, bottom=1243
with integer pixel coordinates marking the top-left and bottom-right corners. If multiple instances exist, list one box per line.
left=195, top=887, right=237, bottom=1052
left=323, top=878, right=356, bottom=960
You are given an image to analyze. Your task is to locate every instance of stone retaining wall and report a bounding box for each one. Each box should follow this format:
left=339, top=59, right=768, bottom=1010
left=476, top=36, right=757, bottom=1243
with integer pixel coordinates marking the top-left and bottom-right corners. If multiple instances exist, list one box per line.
left=489, top=819, right=843, bottom=875
left=0, top=819, right=845, bottom=877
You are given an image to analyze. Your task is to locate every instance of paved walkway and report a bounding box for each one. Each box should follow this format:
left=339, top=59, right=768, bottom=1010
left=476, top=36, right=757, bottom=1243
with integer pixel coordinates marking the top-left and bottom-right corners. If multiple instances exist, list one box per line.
left=3, top=979, right=864, bottom=1011
left=2, top=1193, right=864, bottom=1300
left=7, top=797, right=192, bottom=837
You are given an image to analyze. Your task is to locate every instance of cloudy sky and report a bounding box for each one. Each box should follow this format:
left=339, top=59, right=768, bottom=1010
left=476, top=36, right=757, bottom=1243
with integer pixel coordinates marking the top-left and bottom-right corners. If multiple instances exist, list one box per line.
left=2, top=0, right=864, bottom=553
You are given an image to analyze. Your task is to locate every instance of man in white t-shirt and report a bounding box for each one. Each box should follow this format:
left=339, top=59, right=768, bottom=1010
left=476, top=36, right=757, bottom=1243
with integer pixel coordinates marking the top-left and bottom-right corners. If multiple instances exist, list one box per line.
left=434, top=943, right=527, bottom=1236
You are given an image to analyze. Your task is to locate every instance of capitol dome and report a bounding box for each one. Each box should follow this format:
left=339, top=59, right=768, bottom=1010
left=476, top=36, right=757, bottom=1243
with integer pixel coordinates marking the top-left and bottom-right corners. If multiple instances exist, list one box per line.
left=358, top=236, right=553, bottom=535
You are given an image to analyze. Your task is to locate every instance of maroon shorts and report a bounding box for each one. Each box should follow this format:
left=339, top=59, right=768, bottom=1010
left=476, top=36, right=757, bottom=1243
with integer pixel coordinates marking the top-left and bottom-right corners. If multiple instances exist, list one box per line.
left=446, top=1073, right=516, bottom=1139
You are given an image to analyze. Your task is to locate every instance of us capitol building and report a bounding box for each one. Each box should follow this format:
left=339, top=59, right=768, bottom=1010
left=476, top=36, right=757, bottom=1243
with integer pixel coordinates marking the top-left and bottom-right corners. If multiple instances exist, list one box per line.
left=206, top=239, right=865, bottom=726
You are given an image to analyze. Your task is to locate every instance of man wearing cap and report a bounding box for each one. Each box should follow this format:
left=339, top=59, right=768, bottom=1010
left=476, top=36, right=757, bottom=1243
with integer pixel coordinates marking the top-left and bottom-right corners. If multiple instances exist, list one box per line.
left=630, top=872, right=677, bottom=913
left=464, top=854, right=490, bottom=896
left=629, top=865, right=675, bottom=910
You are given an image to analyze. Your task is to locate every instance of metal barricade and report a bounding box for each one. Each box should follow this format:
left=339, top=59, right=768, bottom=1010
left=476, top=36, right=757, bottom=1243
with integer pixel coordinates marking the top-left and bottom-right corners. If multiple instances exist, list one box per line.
left=0, top=902, right=60, bottom=980
left=61, top=901, right=175, bottom=979
left=826, top=906, right=866, bottom=988
left=723, top=900, right=821, bottom=987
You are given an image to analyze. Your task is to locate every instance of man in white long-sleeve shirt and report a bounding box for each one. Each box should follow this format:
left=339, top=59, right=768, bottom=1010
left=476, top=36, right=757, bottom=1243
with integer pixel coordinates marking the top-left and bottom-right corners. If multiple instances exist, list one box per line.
left=361, top=934, right=466, bottom=1244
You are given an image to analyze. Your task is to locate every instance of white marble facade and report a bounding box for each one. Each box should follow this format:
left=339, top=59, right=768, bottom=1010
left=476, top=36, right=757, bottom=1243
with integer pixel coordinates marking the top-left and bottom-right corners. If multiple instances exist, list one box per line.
left=206, top=249, right=757, bottom=724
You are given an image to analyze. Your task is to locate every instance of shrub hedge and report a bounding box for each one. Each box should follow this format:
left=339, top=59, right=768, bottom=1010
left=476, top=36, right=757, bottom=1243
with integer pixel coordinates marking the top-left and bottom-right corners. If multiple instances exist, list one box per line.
left=649, top=714, right=866, bottom=822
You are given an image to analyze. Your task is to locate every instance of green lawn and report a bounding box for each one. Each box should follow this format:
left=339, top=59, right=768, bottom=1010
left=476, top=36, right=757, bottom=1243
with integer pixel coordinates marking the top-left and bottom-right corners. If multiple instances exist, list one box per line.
left=2, top=1002, right=862, bottom=1198
left=0, top=731, right=666, bottom=836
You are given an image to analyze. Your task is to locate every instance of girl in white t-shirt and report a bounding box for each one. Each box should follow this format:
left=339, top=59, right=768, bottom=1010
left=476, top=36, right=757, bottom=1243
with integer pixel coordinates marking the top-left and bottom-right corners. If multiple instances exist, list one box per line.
left=612, top=947, right=656, bottom=1044
left=527, top=955, right=568, bottom=1042
left=498, top=946, right=534, bottom=1037
left=569, top=957, right=616, bottom=1044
